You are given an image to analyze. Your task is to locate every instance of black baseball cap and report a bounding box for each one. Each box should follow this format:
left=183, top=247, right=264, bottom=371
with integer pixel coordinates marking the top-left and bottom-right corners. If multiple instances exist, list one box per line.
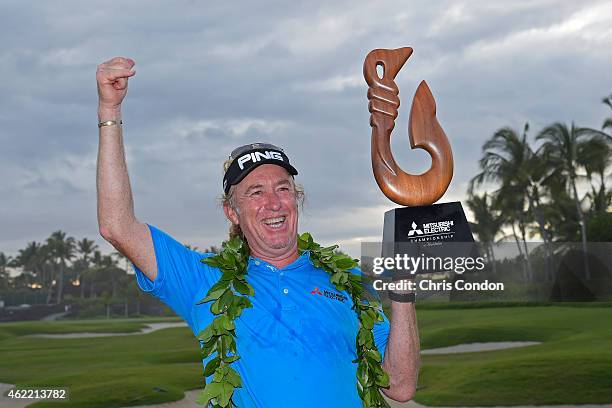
left=223, top=142, right=298, bottom=194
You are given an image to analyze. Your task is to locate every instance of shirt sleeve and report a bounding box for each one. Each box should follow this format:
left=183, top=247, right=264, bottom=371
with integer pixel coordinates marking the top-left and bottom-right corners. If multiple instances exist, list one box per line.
left=373, top=307, right=390, bottom=360
left=133, top=224, right=220, bottom=327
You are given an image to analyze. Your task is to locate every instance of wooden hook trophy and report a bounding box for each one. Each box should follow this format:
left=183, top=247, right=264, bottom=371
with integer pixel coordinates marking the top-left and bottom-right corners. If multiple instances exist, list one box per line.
left=364, top=47, right=474, bottom=269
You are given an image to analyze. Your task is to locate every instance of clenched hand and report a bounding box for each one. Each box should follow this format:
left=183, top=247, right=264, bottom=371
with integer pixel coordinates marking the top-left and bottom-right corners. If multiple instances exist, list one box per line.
left=97, top=57, right=136, bottom=116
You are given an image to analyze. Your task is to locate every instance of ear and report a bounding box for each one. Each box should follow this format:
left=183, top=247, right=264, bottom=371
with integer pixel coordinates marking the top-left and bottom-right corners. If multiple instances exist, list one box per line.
left=223, top=202, right=240, bottom=225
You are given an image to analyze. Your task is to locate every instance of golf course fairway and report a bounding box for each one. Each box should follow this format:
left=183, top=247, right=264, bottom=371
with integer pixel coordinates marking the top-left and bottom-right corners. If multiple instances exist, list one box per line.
left=0, top=304, right=610, bottom=407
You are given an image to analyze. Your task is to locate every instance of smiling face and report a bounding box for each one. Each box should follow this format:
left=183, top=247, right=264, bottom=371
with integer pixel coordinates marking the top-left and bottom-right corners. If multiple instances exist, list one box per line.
left=223, top=164, right=299, bottom=266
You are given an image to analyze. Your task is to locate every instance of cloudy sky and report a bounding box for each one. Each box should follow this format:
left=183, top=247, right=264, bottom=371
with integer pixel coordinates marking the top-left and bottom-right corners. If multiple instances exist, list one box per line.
left=1, top=0, right=611, bottom=257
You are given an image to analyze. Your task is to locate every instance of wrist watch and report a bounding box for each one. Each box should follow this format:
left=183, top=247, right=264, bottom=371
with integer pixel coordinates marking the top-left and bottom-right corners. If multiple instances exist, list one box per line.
left=388, top=291, right=416, bottom=303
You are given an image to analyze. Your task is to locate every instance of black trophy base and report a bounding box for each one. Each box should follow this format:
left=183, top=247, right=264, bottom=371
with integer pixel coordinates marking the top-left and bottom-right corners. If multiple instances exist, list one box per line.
left=382, top=201, right=477, bottom=274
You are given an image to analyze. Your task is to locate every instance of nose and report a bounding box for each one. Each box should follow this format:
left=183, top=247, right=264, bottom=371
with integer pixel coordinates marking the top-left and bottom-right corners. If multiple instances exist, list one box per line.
left=263, top=190, right=282, bottom=211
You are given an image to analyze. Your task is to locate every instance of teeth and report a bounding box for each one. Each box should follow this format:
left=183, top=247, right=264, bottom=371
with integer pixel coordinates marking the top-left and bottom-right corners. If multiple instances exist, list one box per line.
left=263, top=216, right=286, bottom=228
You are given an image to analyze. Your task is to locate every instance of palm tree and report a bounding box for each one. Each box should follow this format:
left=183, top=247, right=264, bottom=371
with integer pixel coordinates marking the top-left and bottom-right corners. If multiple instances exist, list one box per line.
left=603, top=95, right=612, bottom=132
left=77, top=238, right=98, bottom=298
left=471, top=125, right=551, bottom=239
left=108, top=256, right=122, bottom=298
left=77, top=238, right=97, bottom=265
left=118, top=274, right=135, bottom=317
left=536, top=122, right=610, bottom=278
left=101, top=291, right=113, bottom=318
left=46, top=231, right=76, bottom=304
left=0, top=252, right=11, bottom=289
left=94, top=253, right=124, bottom=299
left=131, top=280, right=142, bottom=315
left=539, top=173, right=581, bottom=242
left=12, top=242, right=54, bottom=302
left=578, top=137, right=612, bottom=215
left=470, top=124, right=552, bottom=280
left=112, top=251, right=132, bottom=274
left=88, top=250, right=104, bottom=298
left=466, top=193, right=502, bottom=274
left=587, top=186, right=612, bottom=217
left=13, top=242, right=40, bottom=275
left=497, top=187, right=536, bottom=281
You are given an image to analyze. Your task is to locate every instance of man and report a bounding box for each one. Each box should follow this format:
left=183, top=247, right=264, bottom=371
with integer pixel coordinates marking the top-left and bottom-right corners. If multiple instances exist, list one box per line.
left=96, top=56, right=420, bottom=407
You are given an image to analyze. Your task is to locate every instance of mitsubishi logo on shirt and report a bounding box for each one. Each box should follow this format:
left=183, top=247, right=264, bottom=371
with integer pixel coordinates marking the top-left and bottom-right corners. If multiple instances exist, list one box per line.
left=309, top=287, right=347, bottom=303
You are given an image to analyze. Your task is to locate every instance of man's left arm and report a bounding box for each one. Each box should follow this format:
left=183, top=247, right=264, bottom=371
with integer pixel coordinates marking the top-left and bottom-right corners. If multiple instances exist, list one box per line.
left=381, top=300, right=420, bottom=402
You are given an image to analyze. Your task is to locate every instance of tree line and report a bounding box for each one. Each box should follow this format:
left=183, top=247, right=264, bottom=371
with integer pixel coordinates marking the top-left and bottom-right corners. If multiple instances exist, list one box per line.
left=0, top=231, right=219, bottom=313
left=467, top=94, right=612, bottom=282
left=0, top=232, right=135, bottom=306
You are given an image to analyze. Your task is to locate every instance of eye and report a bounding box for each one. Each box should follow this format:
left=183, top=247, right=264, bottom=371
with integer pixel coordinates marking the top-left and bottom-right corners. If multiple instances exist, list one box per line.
left=250, top=190, right=262, bottom=197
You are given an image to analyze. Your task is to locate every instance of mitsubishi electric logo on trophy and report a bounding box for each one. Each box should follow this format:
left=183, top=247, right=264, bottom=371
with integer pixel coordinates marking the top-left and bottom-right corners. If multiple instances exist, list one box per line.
left=407, top=220, right=455, bottom=241
left=385, top=202, right=473, bottom=252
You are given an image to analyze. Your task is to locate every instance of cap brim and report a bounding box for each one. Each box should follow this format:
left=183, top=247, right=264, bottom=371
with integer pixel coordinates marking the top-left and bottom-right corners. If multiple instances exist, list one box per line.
left=230, top=159, right=298, bottom=188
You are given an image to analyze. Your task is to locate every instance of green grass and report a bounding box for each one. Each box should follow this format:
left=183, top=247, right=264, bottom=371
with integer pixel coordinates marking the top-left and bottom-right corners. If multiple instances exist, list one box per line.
left=415, top=306, right=612, bottom=405
left=415, top=300, right=612, bottom=309
left=0, top=307, right=611, bottom=407
left=0, top=317, right=200, bottom=408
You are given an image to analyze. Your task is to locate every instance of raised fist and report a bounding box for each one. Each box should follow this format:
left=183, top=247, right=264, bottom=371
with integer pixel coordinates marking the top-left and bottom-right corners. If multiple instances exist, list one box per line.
left=96, top=57, right=136, bottom=112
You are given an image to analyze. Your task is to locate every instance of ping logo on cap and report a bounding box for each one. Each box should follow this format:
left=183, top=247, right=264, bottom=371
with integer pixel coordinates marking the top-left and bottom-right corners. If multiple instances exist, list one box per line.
left=237, top=151, right=284, bottom=170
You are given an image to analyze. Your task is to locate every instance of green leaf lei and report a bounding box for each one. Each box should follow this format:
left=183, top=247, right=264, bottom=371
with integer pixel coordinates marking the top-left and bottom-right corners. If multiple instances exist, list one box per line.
left=196, top=232, right=390, bottom=408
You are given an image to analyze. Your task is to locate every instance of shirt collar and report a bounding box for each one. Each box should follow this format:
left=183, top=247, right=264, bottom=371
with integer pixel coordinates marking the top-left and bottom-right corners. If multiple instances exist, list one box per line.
left=248, top=250, right=311, bottom=272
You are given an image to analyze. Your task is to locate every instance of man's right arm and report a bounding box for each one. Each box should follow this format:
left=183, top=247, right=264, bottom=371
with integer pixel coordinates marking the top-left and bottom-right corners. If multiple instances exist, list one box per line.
left=96, top=57, right=158, bottom=280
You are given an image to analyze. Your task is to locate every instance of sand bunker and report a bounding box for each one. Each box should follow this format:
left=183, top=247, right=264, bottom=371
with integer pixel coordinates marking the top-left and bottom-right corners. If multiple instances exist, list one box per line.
left=422, top=341, right=541, bottom=354
left=28, top=322, right=188, bottom=339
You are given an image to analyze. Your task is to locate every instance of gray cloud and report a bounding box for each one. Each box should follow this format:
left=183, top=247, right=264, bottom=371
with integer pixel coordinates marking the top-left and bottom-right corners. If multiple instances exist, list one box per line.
left=1, top=0, right=611, bottom=256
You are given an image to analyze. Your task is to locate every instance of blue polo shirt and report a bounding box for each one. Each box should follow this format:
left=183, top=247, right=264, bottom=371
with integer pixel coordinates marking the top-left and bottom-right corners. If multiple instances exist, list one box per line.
left=135, top=225, right=390, bottom=408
